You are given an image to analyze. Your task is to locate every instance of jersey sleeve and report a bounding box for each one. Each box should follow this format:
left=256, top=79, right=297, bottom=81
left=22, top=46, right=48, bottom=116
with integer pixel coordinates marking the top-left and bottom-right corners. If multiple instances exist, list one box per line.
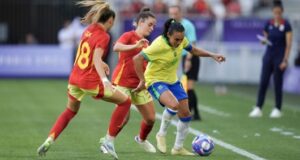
left=285, top=20, right=292, bottom=32
left=141, top=38, right=161, bottom=62
left=116, top=32, right=131, bottom=44
left=182, top=37, right=192, bottom=52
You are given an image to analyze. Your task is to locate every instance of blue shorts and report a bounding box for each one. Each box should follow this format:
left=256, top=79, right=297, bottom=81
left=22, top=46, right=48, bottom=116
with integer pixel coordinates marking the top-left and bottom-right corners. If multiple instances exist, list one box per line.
left=147, top=81, right=188, bottom=106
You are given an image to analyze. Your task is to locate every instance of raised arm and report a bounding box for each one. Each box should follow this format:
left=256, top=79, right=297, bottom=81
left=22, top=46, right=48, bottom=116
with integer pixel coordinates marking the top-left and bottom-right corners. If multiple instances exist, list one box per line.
left=113, top=39, right=149, bottom=52
left=189, top=45, right=226, bottom=63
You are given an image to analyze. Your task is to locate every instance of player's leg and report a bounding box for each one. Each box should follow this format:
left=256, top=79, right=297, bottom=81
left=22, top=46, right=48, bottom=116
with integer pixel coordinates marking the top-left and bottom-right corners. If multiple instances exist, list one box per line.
left=147, top=82, right=179, bottom=153
left=100, top=88, right=131, bottom=159
left=250, top=57, right=273, bottom=117
left=167, top=82, right=194, bottom=156
left=37, top=85, right=82, bottom=156
left=270, top=63, right=284, bottom=118
left=171, top=99, right=194, bottom=156
left=135, top=98, right=156, bottom=153
left=187, top=55, right=201, bottom=120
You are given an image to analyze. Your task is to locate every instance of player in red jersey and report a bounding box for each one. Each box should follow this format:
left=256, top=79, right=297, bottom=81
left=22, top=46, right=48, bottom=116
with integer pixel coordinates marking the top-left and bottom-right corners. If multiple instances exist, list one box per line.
left=103, top=7, right=157, bottom=153
left=37, top=1, right=130, bottom=159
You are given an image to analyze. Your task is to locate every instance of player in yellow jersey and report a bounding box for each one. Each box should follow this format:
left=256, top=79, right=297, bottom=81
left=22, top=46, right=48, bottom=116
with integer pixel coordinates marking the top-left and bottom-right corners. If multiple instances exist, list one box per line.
left=133, top=18, right=225, bottom=155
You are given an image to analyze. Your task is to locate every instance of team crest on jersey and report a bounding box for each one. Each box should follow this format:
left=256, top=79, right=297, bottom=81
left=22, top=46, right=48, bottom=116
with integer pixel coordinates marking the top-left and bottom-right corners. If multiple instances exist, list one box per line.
left=279, top=24, right=285, bottom=31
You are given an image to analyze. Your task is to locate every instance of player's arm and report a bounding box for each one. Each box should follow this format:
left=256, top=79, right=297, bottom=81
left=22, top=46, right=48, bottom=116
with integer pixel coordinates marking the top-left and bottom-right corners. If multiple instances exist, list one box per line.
left=279, top=31, right=292, bottom=71
left=113, top=39, right=149, bottom=52
left=93, top=48, right=112, bottom=91
left=132, top=53, right=146, bottom=92
left=189, top=45, right=226, bottom=63
left=284, top=31, right=292, bottom=63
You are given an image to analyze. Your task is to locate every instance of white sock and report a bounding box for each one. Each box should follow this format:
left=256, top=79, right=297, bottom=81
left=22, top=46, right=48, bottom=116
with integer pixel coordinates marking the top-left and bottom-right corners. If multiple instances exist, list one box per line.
left=157, top=108, right=176, bottom=136
left=45, top=136, right=54, bottom=143
left=174, top=120, right=190, bottom=150
left=106, top=134, right=115, bottom=142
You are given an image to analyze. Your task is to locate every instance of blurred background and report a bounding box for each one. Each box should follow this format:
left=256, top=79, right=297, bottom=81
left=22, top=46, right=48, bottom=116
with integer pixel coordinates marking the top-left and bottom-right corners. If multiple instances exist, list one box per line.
left=0, top=0, right=300, bottom=94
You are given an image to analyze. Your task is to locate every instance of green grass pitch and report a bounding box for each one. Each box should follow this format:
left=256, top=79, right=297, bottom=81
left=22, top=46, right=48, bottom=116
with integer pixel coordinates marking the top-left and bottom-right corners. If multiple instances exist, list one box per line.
left=0, top=79, right=299, bottom=160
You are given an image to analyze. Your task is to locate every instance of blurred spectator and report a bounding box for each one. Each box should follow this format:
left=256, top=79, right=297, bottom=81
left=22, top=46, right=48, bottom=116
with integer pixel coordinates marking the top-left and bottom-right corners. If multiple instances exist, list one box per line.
left=25, top=33, right=38, bottom=44
left=223, top=0, right=241, bottom=17
left=58, top=19, right=74, bottom=49
left=131, top=0, right=145, bottom=13
left=192, top=0, right=210, bottom=15
left=153, top=0, right=167, bottom=14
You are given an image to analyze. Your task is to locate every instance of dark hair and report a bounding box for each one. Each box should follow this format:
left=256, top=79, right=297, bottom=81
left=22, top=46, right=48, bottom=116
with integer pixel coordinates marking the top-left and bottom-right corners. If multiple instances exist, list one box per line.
left=273, top=0, right=284, bottom=11
left=163, top=18, right=185, bottom=40
left=134, top=7, right=156, bottom=26
left=98, top=9, right=116, bottom=23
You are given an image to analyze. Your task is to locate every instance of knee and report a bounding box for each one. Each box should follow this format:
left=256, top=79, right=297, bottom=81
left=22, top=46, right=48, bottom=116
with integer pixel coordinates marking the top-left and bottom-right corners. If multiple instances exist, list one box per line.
left=178, top=110, right=191, bottom=118
left=167, top=102, right=180, bottom=111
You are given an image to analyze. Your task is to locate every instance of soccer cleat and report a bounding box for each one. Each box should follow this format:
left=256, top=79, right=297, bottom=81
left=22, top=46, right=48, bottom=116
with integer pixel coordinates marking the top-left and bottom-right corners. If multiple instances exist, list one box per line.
left=270, top=108, right=282, bottom=118
left=134, top=136, right=156, bottom=153
left=249, top=106, right=262, bottom=118
left=37, top=138, right=53, bottom=157
left=156, top=134, right=166, bottom=153
left=171, top=147, right=195, bottom=156
left=99, top=137, right=119, bottom=160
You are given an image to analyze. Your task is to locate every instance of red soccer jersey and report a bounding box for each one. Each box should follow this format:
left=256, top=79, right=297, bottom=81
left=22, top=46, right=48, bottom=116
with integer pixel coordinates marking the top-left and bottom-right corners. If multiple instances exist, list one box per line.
left=69, top=24, right=110, bottom=89
left=112, top=31, right=148, bottom=88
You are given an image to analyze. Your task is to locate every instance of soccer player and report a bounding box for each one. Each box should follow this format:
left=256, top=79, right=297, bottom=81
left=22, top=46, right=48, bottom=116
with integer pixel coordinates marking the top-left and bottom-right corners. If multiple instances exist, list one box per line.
left=37, top=1, right=131, bottom=159
left=102, top=7, right=157, bottom=153
left=249, top=0, right=292, bottom=118
left=168, top=5, right=201, bottom=120
left=133, top=18, right=225, bottom=155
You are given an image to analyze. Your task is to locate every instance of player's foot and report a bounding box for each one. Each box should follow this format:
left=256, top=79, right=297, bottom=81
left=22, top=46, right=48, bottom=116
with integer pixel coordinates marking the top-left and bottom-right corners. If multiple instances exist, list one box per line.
left=270, top=108, right=282, bottom=118
left=37, top=137, right=53, bottom=156
left=171, top=147, right=195, bottom=156
left=249, top=106, right=262, bottom=118
left=156, top=134, right=166, bottom=153
left=134, top=136, right=156, bottom=153
left=99, top=137, right=118, bottom=160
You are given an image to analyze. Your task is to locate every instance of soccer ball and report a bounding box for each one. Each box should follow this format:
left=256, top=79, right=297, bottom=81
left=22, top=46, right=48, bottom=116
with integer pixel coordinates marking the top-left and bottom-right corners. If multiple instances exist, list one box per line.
left=192, top=134, right=215, bottom=156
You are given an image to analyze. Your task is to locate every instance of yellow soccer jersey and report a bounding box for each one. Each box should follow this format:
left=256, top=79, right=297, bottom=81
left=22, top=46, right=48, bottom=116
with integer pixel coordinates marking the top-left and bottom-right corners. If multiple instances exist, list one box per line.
left=141, top=35, right=192, bottom=87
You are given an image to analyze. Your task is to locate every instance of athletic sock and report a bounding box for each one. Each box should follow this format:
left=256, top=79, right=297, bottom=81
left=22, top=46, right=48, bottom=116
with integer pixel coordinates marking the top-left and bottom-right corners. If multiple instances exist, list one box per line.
left=174, top=116, right=191, bottom=150
left=108, top=98, right=131, bottom=137
left=139, top=120, right=154, bottom=141
left=157, top=108, right=177, bottom=136
left=49, top=107, right=77, bottom=140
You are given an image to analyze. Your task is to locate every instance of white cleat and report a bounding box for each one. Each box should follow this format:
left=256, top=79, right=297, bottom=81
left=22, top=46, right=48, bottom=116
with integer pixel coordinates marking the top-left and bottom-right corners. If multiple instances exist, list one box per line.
left=134, top=136, right=156, bottom=153
left=270, top=108, right=282, bottom=118
left=249, top=106, right=263, bottom=118
left=99, top=137, right=118, bottom=160
left=171, top=147, right=195, bottom=156
left=156, top=134, right=167, bottom=153
left=37, top=137, right=53, bottom=157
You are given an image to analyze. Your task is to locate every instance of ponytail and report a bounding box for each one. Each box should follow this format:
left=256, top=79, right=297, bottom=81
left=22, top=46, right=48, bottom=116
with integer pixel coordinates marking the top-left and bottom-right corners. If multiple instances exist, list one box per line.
left=77, top=0, right=115, bottom=25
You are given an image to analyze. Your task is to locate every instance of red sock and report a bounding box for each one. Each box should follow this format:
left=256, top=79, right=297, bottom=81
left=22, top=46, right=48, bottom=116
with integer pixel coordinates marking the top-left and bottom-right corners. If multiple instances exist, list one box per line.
left=49, top=108, right=77, bottom=140
left=139, top=120, right=154, bottom=141
left=108, top=98, right=131, bottom=137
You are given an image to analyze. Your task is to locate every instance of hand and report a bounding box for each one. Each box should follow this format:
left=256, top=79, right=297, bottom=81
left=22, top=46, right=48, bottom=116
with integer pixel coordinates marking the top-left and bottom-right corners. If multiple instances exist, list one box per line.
left=132, top=80, right=146, bottom=92
left=102, top=78, right=115, bottom=97
left=101, top=62, right=110, bottom=76
left=135, top=39, right=149, bottom=49
left=279, top=61, right=288, bottom=71
left=212, top=54, right=226, bottom=63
